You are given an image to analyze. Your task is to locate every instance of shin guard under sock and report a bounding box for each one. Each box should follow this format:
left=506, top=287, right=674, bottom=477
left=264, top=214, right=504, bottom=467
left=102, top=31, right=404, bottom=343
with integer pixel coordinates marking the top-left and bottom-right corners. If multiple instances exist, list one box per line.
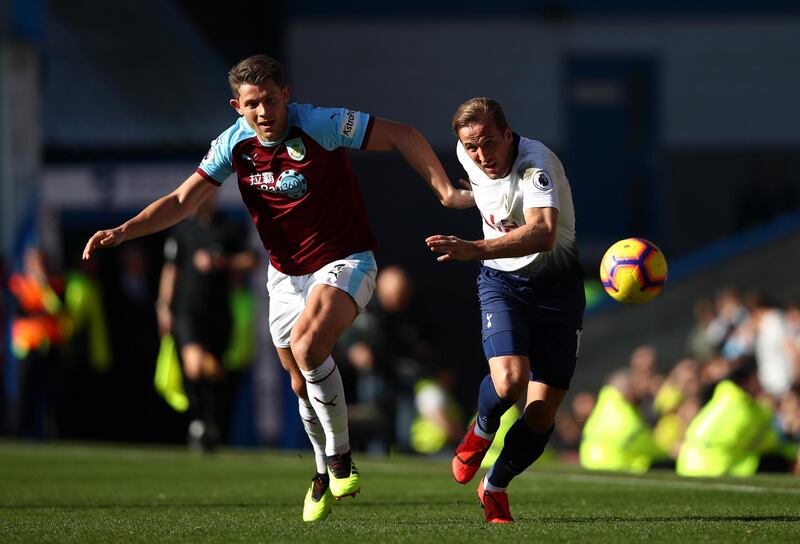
left=487, top=419, right=554, bottom=489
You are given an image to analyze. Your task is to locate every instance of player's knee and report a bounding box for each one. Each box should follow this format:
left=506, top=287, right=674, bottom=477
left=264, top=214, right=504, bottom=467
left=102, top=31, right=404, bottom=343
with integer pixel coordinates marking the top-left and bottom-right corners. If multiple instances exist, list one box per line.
left=493, top=372, right=528, bottom=400
left=182, top=357, right=202, bottom=381
left=290, top=328, right=330, bottom=369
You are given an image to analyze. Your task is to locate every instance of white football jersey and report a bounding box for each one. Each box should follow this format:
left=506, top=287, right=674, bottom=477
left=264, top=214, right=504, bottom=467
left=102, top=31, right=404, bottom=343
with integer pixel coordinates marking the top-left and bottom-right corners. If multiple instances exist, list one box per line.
left=457, top=135, right=579, bottom=276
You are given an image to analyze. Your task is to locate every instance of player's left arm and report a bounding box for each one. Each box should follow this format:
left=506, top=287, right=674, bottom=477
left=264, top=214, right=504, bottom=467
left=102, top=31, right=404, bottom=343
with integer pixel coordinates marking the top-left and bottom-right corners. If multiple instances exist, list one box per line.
left=365, top=118, right=474, bottom=209
left=426, top=207, right=558, bottom=262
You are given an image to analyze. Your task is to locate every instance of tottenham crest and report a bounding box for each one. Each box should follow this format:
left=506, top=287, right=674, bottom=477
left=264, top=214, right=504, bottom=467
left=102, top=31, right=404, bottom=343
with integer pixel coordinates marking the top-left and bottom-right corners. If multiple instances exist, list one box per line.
left=285, top=138, right=306, bottom=161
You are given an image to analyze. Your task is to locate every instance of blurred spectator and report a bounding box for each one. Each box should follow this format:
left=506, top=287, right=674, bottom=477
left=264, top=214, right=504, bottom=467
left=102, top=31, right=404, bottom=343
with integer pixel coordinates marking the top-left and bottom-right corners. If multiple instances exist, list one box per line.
left=745, top=292, right=794, bottom=399
left=785, top=299, right=800, bottom=382
left=59, top=255, right=113, bottom=439
left=409, top=367, right=464, bottom=455
left=628, top=344, right=664, bottom=425
left=551, top=391, right=596, bottom=461
left=685, top=298, right=716, bottom=361
left=156, top=196, right=255, bottom=452
left=7, top=248, right=67, bottom=438
left=677, top=358, right=797, bottom=477
left=63, top=257, right=111, bottom=373
left=777, top=386, right=800, bottom=444
left=706, top=287, right=750, bottom=360
left=580, top=369, right=667, bottom=474
left=337, top=265, right=444, bottom=453
left=652, top=358, right=702, bottom=458
left=697, top=356, right=731, bottom=400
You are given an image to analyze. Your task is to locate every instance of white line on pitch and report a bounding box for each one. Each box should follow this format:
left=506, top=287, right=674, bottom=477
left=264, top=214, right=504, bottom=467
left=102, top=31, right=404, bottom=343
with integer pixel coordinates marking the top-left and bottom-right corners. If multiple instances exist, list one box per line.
left=361, top=459, right=800, bottom=496
left=524, top=472, right=800, bottom=496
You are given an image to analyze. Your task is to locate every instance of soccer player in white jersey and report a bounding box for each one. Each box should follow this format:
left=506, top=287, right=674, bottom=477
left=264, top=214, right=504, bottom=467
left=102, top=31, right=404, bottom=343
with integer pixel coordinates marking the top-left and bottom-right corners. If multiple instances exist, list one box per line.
left=427, top=98, right=585, bottom=523
left=83, top=55, right=474, bottom=522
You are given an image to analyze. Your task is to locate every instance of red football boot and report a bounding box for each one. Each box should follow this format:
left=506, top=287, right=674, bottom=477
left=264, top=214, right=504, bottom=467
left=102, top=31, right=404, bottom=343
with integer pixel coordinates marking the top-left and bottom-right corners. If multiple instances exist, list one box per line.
left=452, top=420, right=493, bottom=484
left=477, top=478, right=513, bottom=523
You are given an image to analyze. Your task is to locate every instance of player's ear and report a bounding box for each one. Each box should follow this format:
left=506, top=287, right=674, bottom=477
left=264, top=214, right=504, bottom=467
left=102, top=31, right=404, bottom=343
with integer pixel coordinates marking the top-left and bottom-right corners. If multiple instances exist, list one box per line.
left=281, top=84, right=291, bottom=103
left=230, top=99, right=243, bottom=115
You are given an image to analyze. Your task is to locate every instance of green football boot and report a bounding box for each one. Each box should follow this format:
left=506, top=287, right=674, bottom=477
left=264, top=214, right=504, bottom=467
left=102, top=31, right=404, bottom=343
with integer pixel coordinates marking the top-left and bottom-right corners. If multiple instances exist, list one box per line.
left=302, top=473, right=332, bottom=522
left=326, top=452, right=361, bottom=499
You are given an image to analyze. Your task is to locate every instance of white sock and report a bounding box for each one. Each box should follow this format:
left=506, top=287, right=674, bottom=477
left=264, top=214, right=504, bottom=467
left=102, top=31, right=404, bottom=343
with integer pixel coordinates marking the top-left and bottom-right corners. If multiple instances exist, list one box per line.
left=484, top=474, right=507, bottom=493
left=298, top=397, right=328, bottom=474
left=301, top=356, right=350, bottom=456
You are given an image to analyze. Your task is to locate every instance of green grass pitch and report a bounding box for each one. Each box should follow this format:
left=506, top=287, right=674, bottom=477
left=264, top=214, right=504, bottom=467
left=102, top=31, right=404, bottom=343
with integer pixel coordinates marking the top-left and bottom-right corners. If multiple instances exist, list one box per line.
left=1, top=442, right=799, bottom=543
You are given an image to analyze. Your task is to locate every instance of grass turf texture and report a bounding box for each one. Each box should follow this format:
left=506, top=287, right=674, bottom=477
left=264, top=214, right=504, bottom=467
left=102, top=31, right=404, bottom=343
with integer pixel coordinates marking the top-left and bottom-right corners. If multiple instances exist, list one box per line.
left=1, top=443, right=799, bottom=543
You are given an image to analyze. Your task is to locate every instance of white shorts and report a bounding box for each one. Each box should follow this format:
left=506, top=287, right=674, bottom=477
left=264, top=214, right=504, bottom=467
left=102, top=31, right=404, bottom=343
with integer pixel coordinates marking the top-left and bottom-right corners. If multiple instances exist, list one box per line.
left=267, top=251, right=378, bottom=348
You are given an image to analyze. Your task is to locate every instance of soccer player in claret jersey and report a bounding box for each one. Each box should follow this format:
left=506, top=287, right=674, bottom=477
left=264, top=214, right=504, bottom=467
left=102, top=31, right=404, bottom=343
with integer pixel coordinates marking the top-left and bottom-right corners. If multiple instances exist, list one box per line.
left=426, top=98, right=585, bottom=523
left=83, top=55, right=474, bottom=522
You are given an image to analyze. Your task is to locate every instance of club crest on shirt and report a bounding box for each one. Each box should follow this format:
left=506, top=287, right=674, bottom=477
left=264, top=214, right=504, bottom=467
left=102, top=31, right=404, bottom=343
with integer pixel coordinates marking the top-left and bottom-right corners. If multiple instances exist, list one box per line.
left=285, top=137, right=306, bottom=161
left=533, top=170, right=553, bottom=191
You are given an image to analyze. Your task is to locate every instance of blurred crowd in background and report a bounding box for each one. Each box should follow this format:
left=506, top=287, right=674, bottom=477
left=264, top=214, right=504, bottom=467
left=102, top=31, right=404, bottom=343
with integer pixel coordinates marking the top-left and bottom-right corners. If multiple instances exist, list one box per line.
left=4, top=234, right=800, bottom=476
left=572, top=288, right=800, bottom=476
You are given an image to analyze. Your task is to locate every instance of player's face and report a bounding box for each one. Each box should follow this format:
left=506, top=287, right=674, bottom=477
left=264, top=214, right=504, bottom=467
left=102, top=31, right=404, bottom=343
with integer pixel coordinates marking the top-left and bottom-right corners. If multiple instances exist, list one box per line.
left=457, top=119, right=514, bottom=179
left=231, top=80, right=290, bottom=142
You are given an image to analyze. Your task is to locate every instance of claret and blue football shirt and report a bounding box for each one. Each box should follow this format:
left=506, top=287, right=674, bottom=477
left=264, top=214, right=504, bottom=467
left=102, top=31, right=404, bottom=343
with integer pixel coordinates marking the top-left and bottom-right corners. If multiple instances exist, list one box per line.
left=197, top=103, right=377, bottom=275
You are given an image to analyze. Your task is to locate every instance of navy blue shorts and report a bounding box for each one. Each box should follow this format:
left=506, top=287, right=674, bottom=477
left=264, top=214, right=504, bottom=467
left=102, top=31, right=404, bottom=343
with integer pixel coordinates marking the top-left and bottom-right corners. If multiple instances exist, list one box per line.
left=478, top=265, right=585, bottom=390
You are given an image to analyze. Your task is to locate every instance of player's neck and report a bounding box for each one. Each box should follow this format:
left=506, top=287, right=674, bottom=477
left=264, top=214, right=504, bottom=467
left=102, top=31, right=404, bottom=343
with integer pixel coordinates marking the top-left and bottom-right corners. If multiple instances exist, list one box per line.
left=257, top=125, right=290, bottom=147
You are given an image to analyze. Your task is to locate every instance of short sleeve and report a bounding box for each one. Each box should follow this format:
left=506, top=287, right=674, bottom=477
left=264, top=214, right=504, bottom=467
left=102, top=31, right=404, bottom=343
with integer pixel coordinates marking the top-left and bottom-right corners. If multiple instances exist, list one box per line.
left=520, top=166, right=560, bottom=211
left=291, top=103, right=373, bottom=151
left=197, top=120, right=254, bottom=184
left=197, top=137, right=233, bottom=185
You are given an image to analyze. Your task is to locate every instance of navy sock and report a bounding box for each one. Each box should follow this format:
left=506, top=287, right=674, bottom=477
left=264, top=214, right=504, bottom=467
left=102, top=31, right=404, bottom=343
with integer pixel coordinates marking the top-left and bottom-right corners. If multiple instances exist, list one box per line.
left=487, top=419, right=554, bottom=488
left=477, top=374, right=515, bottom=435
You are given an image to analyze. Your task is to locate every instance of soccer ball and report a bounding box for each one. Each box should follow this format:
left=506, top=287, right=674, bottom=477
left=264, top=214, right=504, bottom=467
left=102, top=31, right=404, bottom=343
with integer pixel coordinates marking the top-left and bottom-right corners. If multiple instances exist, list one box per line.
left=599, top=238, right=668, bottom=304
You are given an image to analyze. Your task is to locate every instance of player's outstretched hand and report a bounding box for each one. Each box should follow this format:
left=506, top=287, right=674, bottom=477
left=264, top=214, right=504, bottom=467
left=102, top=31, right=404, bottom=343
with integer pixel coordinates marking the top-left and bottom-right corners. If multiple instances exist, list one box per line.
left=426, top=235, right=480, bottom=262
left=83, top=227, right=126, bottom=260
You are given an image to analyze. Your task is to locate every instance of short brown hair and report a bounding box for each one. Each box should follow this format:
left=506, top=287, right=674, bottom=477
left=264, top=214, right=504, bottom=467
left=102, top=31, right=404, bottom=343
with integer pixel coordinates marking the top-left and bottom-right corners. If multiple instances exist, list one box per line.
left=228, top=55, right=286, bottom=99
left=451, top=97, right=509, bottom=134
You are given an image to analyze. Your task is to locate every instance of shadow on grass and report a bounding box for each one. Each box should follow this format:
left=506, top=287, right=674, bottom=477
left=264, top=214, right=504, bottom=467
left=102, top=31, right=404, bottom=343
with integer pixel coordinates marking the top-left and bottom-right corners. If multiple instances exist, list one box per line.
left=3, top=502, right=798, bottom=526
left=0, top=502, right=272, bottom=510
left=526, top=515, right=800, bottom=524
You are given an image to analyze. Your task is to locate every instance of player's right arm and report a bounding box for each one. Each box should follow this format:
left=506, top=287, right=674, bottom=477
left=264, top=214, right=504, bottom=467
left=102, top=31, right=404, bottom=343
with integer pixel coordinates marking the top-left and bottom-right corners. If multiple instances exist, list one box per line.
left=295, top=104, right=474, bottom=209
left=82, top=173, right=217, bottom=260
left=366, top=118, right=474, bottom=209
left=426, top=206, right=559, bottom=262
